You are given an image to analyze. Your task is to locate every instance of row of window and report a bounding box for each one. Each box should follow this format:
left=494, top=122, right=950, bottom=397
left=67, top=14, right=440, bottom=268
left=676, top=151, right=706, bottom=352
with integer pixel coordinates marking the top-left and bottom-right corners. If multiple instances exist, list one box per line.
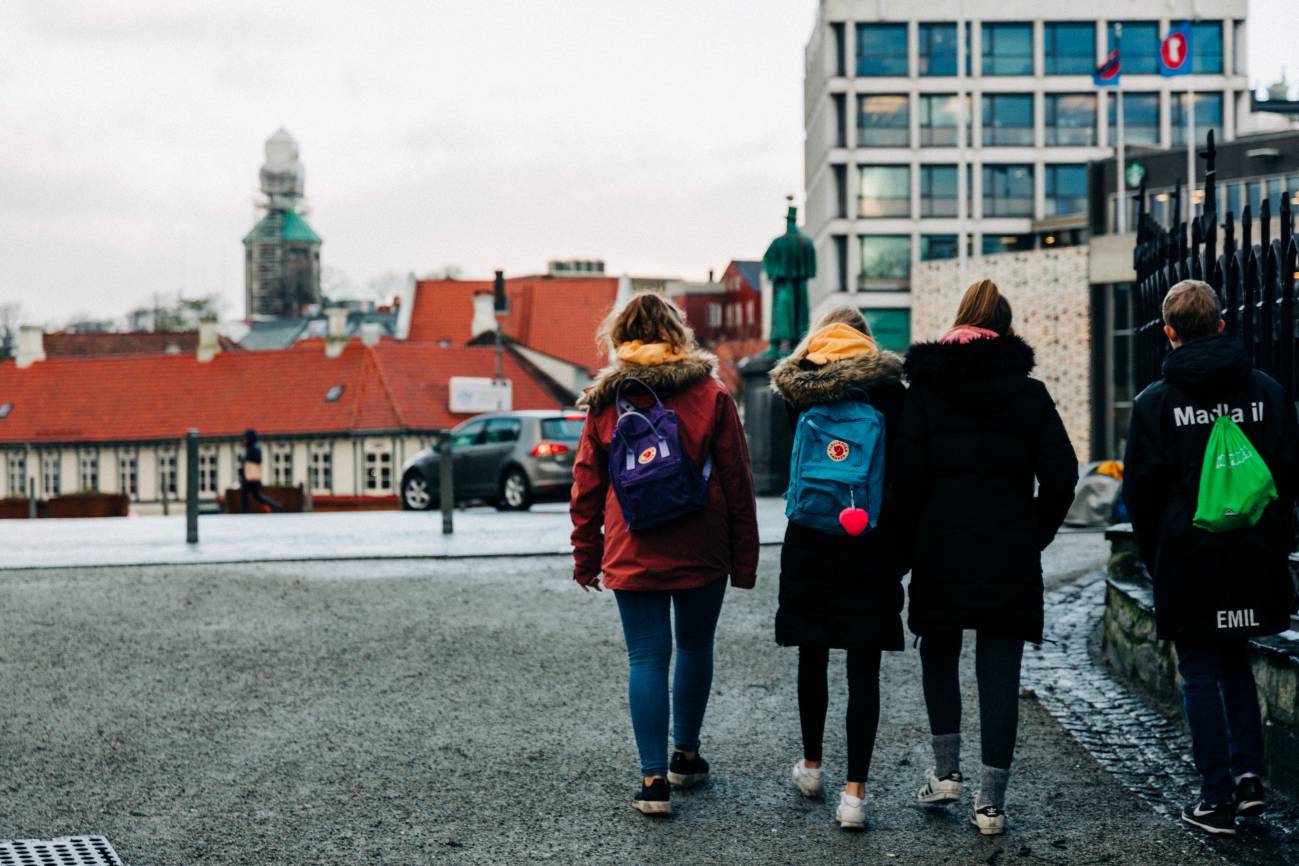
left=856, top=163, right=1086, bottom=219
left=854, top=231, right=1063, bottom=286
left=1107, top=173, right=1299, bottom=235
left=848, top=91, right=1225, bottom=149
left=847, top=21, right=1233, bottom=78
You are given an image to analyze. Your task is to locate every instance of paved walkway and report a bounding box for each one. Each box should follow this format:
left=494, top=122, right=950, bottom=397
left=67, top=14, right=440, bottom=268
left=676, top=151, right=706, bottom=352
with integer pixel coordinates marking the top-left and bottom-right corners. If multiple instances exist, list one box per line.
left=1, top=536, right=1289, bottom=865
left=0, top=500, right=791, bottom=570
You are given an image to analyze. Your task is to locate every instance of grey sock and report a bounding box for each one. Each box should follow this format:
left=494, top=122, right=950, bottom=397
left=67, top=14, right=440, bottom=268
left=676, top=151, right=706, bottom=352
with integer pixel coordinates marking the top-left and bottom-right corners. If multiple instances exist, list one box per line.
left=979, top=766, right=1011, bottom=810
left=932, top=733, right=961, bottom=778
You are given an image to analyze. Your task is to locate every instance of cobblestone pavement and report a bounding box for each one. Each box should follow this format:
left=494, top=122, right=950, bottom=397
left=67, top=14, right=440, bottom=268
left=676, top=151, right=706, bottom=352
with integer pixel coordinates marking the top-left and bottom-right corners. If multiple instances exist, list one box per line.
left=0, top=536, right=1290, bottom=865
left=1025, top=572, right=1299, bottom=864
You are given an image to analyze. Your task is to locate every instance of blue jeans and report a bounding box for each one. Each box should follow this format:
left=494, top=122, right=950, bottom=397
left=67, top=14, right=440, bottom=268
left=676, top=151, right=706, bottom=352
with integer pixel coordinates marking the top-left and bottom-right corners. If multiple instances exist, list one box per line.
left=1175, top=639, right=1265, bottom=805
left=613, top=577, right=728, bottom=777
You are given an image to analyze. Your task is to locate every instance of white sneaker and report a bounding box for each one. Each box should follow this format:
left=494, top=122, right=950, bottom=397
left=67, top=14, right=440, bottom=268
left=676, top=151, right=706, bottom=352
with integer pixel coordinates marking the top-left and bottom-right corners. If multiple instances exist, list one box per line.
left=836, top=791, right=868, bottom=830
left=917, top=768, right=963, bottom=805
left=970, top=792, right=1006, bottom=835
left=791, top=759, right=824, bottom=798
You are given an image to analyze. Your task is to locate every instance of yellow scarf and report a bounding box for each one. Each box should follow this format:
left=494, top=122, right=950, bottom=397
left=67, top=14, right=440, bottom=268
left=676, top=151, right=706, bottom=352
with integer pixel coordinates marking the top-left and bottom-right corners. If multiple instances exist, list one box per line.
left=616, top=340, right=686, bottom=366
left=805, top=323, right=877, bottom=365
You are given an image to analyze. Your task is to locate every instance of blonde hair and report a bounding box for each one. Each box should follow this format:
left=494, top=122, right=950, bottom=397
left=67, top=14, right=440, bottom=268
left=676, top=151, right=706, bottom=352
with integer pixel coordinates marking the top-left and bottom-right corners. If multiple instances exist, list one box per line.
left=1162, top=280, right=1222, bottom=341
left=596, top=291, right=696, bottom=354
left=788, top=305, right=872, bottom=361
left=953, top=279, right=1014, bottom=336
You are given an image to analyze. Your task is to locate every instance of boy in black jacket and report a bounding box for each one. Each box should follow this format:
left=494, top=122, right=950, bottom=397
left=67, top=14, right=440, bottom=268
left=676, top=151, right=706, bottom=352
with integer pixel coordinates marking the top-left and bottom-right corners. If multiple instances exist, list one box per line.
left=1124, top=280, right=1298, bottom=836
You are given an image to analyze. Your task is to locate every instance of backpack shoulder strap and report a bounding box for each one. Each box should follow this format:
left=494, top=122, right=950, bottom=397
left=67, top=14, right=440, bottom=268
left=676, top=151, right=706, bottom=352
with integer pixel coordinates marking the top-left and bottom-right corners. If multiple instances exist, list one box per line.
left=615, top=376, right=665, bottom=415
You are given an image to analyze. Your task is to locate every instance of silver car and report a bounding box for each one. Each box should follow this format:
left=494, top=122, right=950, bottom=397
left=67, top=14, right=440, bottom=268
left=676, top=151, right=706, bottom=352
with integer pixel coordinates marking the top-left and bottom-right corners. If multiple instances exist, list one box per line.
left=400, top=410, right=585, bottom=511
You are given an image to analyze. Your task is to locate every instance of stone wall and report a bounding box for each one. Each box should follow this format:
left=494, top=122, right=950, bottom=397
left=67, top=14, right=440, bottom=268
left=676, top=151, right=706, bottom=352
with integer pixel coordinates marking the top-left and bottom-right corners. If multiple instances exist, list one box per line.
left=911, top=246, right=1093, bottom=460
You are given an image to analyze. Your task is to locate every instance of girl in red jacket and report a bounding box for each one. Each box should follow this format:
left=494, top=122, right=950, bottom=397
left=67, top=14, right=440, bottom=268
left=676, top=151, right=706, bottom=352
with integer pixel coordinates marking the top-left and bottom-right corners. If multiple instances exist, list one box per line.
left=570, top=292, right=760, bottom=817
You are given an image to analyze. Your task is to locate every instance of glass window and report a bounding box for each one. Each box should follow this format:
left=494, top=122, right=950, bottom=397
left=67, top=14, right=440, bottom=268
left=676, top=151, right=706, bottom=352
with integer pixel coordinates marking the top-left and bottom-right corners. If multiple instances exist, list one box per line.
left=859, top=309, right=912, bottom=353
left=451, top=419, right=487, bottom=449
left=920, top=234, right=960, bottom=261
left=858, top=235, right=911, bottom=285
left=859, top=165, right=911, bottom=218
left=78, top=452, right=98, bottom=492
left=8, top=453, right=26, bottom=499
left=982, top=94, right=1034, bottom=146
left=1245, top=181, right=1263, bottom=216
left=1108, top=22, right=1159, bottom=75
left=40, top=452, right=61, bottom=498
left=981, top=234, right=1035, bottom=254
left=1044, top=23, right=1095, bottom=74
left=1225, top=181, right=1242, bottom=216
left=982, top=23, right=1033, bottom=76
left=1290, top=176, right=1299, bottom=208
left=118, top=455, right=138, bottom=500
left=919, top=94, right=968, bottom=147
left=1267, top=178, right=1284, bottom=216
left=271, top=446, right=293, bottom=486
left=856, top=23, right=908, bottom=76
left=1171, top=92, right=1223, bottom=147
left=1045, top=164, right=1088, bottom=216
left=1192, top=21, right=1223, bottom=74
left=365, top=448, right=393, bottom=492
left=158, top=452, right=177, bottom=498
left=309, top=449, right=333, bottom=493
left=541, top=418, right=585, bottom=440
left=857, top=95, right=910, bottom=146
left=1108, top=92, right=1160, bottom=146
left=1044, top=94, right=1096, bottom=146
left=918, top=23, right=957, bottom=76
left=485, top=418, right=522, bottom=444
left=920, top=165, right=959, bottom=217
left=199, top=449, right=218, bottom=495
left=983, top=164, right=1035, bottom=217
left=1233, top=21, right=1246, bottom=76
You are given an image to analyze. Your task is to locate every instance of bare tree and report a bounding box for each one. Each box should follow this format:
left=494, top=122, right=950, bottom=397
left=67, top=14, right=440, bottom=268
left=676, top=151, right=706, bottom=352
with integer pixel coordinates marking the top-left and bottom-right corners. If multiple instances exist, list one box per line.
left=0, top=303, right=23, bottom=359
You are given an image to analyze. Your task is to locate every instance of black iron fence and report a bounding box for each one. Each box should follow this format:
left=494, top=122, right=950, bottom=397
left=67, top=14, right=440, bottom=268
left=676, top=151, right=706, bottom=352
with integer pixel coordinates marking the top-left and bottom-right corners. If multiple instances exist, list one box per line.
left=1133, top=131, right=1299, bottom=397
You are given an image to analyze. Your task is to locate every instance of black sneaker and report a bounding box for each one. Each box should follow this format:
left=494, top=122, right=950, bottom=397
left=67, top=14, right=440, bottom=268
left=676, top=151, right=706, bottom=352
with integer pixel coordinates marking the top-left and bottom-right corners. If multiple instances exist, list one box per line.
left=632, top=777, right=671, bottom=816
left=667, top=751, right=710, bottom=788
left=1181, top=800, right=1237, bottom=835
left=1235, top=775, right=1266, bottom=817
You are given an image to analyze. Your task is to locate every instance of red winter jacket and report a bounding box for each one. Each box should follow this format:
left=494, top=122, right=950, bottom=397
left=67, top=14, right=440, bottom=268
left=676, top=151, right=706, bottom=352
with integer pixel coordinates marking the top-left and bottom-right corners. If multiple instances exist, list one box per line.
left=569, top=351, right=760, bottom=591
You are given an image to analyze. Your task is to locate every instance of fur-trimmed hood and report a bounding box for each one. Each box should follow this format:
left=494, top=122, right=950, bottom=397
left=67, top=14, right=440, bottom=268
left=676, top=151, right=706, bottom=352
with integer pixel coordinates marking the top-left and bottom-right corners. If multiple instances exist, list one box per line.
left=904, top=334, right=1036, bottom=384
left=578, top=349, right=719, bottom=413
left=770, top=349, right=904, bottom=409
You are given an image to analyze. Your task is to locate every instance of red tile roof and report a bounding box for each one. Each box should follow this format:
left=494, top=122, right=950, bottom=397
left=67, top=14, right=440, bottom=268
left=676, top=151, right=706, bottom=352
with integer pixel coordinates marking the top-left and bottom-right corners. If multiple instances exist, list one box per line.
left=409, top=276, right=619, bottom=374
left=44, top=331, right=243, bottom=357
left=0, top=341, right=561, bottom=444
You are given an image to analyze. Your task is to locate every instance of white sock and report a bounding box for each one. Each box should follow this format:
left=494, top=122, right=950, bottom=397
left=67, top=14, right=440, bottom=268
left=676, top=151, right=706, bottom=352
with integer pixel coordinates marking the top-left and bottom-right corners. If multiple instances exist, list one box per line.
left=841, top=791, right=864, bottom=806
left=799, top=760, right=823, bottom=775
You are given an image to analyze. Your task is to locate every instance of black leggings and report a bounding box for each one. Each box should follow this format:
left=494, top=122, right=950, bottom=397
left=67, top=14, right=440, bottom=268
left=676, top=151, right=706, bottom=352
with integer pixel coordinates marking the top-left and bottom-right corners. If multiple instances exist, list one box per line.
left=797, top=645, right=882, bottom=783
left=919, top=630, right=1024, bottom=770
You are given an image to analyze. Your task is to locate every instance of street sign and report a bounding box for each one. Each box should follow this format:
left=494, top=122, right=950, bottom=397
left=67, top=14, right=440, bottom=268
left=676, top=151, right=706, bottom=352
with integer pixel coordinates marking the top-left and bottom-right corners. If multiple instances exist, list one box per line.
left=449, top=377, right=512, bottom=413
left=1125, top=161, right=1146, bottom=189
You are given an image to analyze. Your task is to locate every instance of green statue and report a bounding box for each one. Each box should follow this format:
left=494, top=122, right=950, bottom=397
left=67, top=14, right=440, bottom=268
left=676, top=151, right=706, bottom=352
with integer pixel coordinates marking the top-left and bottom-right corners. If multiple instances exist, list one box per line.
left=762, top=202, right=816, bottom=357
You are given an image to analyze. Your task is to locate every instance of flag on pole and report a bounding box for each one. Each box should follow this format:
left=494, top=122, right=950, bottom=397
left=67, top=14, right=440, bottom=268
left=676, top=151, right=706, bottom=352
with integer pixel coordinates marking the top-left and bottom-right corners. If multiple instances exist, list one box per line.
left=1160, top=22, right=1192, bottom=76
left=1094, top=49, right=1121, bottom=87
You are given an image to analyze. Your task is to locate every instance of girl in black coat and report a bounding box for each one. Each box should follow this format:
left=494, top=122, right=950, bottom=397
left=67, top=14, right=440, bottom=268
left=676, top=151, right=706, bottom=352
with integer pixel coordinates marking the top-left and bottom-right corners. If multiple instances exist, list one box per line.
left=770, top=306, right=907, bottom=830
left=895, top=280, right=1076, bottom=835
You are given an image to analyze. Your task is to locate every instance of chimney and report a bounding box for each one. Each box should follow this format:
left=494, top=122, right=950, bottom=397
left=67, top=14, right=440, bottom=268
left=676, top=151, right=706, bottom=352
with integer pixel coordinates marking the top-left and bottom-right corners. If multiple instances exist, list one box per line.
left=325, top=307, right=348, bottom=358
left=360, top=321, right=382, bottom=347
left=15, top=325, right=44, bottom=369
left=471, top=291, right=498, bottom=339
left=197, top=317, right=221, bottom=363
left=493, top=269, right=508, bottom=314
left=708, top=269, right=715, bottom=283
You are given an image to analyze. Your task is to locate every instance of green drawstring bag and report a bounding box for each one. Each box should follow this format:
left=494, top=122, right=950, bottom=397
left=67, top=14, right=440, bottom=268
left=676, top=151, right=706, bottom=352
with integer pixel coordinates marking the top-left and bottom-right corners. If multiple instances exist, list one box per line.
left=1193, top=415, right=1277, bottom=532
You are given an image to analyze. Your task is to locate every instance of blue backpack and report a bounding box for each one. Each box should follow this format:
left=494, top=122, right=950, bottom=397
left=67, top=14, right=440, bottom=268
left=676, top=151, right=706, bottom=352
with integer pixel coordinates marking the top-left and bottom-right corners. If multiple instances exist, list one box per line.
left=786, top=394, right=885, bottom=536
left=609, top=379, right=713, bottom=533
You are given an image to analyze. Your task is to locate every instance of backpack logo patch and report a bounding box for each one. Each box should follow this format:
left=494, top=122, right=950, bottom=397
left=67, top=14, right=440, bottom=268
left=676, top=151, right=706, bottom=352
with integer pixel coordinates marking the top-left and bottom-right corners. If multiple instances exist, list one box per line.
left=826, top=440, right=850, bottom=462
left=638, top=446, right=657, bottom=465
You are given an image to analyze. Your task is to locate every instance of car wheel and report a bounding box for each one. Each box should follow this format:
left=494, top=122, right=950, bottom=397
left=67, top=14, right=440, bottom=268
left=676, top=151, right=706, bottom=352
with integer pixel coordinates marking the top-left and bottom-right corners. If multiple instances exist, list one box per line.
left=402, top=472, right=435, bottom=511
left=499, top=468, right=532, bottom=511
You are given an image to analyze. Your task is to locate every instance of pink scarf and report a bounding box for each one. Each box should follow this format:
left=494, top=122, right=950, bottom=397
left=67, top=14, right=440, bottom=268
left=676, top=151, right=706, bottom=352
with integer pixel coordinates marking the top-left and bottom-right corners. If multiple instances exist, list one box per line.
left=939, top=325, right=1000, bottom=345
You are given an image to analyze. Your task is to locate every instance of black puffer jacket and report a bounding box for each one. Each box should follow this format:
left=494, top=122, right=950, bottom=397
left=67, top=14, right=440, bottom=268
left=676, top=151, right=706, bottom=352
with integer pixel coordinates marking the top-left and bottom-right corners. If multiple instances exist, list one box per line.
left=1124, top=334, right=1298, bottom=640
left=896, top=335, right=1077, bottom=643
left=770, top=348, right=908, bottom=650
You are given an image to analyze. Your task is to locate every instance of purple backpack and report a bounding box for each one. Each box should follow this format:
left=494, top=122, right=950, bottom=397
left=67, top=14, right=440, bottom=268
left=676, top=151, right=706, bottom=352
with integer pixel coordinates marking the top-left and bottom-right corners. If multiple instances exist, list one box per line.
left=609, top=378, right=713, bottom=533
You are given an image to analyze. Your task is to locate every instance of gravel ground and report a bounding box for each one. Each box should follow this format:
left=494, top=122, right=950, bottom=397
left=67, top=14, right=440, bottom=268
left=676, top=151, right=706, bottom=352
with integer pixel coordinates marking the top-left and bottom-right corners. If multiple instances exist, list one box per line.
left=0, top=535, right=1276, bottom=865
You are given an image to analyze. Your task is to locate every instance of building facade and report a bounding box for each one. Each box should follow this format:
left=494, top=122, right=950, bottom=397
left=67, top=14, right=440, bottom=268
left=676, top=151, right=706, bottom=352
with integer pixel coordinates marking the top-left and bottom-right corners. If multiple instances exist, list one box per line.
left=244, top=129, right=323, bottom=320
left=804, top=0, right=1250, bottom=342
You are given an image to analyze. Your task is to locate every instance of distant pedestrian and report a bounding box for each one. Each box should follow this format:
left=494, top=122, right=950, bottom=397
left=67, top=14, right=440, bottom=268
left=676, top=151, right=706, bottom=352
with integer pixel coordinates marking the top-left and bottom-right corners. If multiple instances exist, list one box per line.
left=896, top=280, right=1077, bottom=835
left=570, top=292, right=760, bottom=818
left=239, top=429, right=281, bottom=513
left=769, top=306, right=908, bottom=830
left=1124, top=280, right=1298, bottom=836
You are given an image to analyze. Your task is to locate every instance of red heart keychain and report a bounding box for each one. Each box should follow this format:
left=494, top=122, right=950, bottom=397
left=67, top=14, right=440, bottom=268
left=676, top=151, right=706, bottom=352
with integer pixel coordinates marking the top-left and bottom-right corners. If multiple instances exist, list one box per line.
left=839, top=507, right=869, bottom=536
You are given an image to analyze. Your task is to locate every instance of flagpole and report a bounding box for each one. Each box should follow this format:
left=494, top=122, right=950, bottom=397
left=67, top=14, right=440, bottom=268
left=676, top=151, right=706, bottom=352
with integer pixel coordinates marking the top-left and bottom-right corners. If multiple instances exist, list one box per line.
left=1185, top=88, right=1196, bottom=225
left=1115, top=23, right=1126, bottom=234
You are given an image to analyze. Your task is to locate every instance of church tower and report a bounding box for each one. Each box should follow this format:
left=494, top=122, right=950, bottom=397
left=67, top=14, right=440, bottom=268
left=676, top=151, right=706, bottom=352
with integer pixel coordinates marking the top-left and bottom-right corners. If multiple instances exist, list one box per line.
left=243, top=128, right=322, bottom=319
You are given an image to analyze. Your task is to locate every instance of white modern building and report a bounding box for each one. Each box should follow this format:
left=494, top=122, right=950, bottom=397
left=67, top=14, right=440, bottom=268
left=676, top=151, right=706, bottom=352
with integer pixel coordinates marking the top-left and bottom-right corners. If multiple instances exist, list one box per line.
left=803, top=0, right=1251, bottom=344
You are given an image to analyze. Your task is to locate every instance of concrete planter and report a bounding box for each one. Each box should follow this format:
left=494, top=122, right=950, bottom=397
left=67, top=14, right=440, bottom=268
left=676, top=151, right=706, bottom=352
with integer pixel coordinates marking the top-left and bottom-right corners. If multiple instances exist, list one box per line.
left=0, top=495, right=129, bottom=519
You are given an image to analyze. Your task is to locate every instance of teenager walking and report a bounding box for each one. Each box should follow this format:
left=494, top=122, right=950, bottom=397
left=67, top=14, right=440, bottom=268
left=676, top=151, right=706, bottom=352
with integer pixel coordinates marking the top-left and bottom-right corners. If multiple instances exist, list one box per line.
left=896, top=280, right=1077, bottom=835
left=1124, top=280, right=1298, bottom=836
left=570, top=292, right=760, bottom=817
left=770, top=307, right=907, bottom=830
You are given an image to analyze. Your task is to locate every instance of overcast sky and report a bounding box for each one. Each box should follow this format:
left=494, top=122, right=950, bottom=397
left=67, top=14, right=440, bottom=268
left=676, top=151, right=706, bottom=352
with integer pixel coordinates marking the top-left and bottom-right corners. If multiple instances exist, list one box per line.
left=2, top=1, right=1295, bottom=326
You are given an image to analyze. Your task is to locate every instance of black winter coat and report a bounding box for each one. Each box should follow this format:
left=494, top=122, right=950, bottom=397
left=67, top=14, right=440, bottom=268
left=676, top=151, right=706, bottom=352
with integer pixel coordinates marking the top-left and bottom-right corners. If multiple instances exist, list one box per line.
left=897, top=336, right=1077, bottom=643
left=770, top=349, right=908, bottom=651
left=1124, top=334, right=1298, bottom=641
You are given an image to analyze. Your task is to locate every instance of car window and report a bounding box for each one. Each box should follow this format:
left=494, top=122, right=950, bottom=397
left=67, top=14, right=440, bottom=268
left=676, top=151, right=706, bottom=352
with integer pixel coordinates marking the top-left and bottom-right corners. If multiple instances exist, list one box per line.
left=451, top=420, right=487, bottom=448
left=541, top=417, right=585, bottom=440
left=484, top=417, right=522, bottom=444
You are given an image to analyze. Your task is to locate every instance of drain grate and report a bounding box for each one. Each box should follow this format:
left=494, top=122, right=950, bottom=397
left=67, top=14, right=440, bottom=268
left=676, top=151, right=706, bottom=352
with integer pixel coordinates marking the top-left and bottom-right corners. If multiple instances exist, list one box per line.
left=0, top=837, right=123, bottom=866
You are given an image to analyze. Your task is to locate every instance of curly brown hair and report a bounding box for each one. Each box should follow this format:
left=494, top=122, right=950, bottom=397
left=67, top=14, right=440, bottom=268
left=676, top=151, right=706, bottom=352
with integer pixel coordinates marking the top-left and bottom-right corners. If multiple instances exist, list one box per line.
left=596, top=291, right=697, bottom=354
